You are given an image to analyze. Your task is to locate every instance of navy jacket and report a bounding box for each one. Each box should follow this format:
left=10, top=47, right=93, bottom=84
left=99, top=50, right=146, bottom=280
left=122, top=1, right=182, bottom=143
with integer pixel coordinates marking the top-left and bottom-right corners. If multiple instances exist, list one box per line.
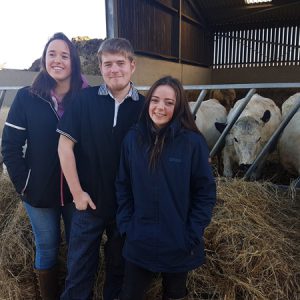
left=116, top=120, right=216, bottom=272
left=1, top=87, right=72, bottom=207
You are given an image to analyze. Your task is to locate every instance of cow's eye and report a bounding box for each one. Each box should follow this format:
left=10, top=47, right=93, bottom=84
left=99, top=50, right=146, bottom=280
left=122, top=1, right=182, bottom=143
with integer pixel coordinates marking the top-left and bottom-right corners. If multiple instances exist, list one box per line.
left=256, top=137, right=261, bottom=143
left=234, top=137, right=238, bottom=143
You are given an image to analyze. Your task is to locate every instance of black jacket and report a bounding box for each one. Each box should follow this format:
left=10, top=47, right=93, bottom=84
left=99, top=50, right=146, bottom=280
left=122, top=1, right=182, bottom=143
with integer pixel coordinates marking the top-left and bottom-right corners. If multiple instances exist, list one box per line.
left=1, top=86, right=72, bottom=207
left=57, top=86, right=145, bottom=219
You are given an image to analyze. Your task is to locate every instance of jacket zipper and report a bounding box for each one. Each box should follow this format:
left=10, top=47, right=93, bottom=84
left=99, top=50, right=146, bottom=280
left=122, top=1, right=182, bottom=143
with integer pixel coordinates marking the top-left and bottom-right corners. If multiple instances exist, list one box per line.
left=36, top=94, right=65, bottom=206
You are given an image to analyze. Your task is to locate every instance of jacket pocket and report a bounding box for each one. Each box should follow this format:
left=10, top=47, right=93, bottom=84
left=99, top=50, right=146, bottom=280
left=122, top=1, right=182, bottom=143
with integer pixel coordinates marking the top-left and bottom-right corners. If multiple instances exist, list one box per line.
left=185, top=227, right=204, bottom=255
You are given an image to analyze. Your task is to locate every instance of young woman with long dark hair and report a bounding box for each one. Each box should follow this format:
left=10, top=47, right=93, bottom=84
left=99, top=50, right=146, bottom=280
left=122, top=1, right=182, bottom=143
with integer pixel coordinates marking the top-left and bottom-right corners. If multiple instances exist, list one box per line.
left=1, top=32, right=88, bottom=299
left=116, top=76, right=216, bottom=300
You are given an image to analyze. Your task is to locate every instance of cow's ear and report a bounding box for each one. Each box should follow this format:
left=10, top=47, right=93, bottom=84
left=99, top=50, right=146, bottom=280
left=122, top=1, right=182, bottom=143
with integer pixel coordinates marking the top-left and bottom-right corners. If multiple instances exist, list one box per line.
left=215, top=122, right=226, bottom=133
left=261, top=110, right=271, bottom=123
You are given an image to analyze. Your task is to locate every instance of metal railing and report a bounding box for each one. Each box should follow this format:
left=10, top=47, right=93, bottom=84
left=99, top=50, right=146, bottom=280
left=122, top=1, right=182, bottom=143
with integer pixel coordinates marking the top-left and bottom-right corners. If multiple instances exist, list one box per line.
left=1, top=83, right=300, bottom=186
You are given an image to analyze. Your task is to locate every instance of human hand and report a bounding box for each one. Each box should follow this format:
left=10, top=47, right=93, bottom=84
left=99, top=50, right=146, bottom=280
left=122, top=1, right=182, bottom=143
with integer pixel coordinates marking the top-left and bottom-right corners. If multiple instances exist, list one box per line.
left=72, top=190, right=96, bottom=210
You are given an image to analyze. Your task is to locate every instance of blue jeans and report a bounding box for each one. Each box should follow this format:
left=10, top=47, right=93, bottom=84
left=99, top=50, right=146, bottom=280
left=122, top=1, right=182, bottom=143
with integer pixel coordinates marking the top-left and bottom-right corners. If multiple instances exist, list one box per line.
left=120, top=261, right=188, bottom=300
left=24, top=201, right=74, bottom=270
left=60, top=209, right=124, bottom=300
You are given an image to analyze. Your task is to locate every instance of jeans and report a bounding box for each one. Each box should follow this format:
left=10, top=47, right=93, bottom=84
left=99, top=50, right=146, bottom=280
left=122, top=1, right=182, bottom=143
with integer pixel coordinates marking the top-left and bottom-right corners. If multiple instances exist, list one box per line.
left=60, top=209, right=124, bottom=300
left=120, top=261, right=188, bottom=300
left=24, top=201, right=74, bottom=270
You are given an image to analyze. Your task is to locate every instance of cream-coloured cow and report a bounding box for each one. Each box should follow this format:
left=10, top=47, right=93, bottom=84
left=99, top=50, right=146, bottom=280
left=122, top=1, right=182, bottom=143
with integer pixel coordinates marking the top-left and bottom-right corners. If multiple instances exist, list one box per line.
left=278, top=93, right=300, bottom=176
left=189, top=99, right=227, bottom=150
left=220, top=94, right=281, bottom=178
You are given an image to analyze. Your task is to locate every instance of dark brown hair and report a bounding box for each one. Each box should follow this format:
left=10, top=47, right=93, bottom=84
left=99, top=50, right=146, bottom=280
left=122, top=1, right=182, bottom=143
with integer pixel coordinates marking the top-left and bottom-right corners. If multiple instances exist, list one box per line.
left=31, top=32, right=83, bottom=103
left=141, top=76, right=200, bottom=169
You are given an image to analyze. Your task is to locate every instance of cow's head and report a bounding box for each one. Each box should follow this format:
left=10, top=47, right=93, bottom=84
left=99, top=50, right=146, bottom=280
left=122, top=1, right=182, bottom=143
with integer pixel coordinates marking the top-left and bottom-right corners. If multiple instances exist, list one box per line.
left=231, top=110, right=271, bottom=168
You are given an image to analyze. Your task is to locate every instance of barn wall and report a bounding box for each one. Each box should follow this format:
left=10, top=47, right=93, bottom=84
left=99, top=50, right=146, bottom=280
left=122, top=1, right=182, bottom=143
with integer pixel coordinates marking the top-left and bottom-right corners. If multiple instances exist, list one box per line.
left=211, top=65, right=300, bottom=84
left=133, top=55, right=211, bottom=85
left=116, top=0, right=213, bottom=67
left=0, top=69, right=102, bottom=108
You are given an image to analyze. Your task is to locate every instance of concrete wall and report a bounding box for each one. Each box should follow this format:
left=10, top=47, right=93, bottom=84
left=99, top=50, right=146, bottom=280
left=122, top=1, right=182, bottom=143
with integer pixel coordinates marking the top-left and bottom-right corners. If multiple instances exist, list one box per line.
left=133, top=55, right=211, bottom=85
left=0, top=69, right=102, bottom=106
left=0, top=70, right=102, bottom=134
left=0, top=69, right=102, bottom=89
left=211, top=65, right=300, bottom=84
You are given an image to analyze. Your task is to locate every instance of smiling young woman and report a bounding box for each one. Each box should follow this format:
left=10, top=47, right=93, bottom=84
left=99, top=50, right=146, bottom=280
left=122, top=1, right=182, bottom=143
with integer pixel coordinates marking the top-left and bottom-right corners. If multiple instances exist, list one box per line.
left=1, top=32, right=88, bottom=300
left=116, top=76, right=217, bottom=300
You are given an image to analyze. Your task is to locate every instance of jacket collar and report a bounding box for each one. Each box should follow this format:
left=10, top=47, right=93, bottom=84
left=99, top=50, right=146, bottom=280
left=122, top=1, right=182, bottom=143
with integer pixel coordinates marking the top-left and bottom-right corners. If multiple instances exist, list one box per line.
left=97, top=82, right=140, bottom=101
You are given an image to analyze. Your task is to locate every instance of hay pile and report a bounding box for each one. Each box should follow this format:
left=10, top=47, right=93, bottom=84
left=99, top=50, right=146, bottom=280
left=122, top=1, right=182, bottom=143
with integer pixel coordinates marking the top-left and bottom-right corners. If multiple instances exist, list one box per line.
left=188, top=179, right=300, bottom=300
left=0, top=175, right=299, bottom=300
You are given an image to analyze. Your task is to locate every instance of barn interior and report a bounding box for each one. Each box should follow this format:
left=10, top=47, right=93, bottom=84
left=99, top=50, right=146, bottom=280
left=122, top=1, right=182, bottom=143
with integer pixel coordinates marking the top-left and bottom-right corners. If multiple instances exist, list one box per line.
left=0, top=2, right=299, bottom=299
left=106, top=0, right=300, bottom=85
left=106, top=0, right=300, bottom=184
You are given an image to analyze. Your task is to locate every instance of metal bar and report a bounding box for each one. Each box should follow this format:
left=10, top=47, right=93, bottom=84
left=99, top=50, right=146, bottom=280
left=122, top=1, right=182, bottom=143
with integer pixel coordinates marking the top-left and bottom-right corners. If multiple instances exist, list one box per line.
left=265, top=27, right=269, bottom=65
left=0, top=90, right=7, bottom=111
left=285, top=26, right=289, bottom=65
left=278, top=27, right=282, bottom=66
left=137, top=82, right=300, bottom=91
left=238, top=30, right=242, bottom=68
left=269, top=27, right=273, bottom=65
left=191, top=90, right=207, bottom=116
left=257, top=28, right=261, bottom=67
left=220, top=32, right=224, bottom=67
left=234, top=30, right=238, bottom=68
left=293, top=26, right=298, bottom=65
left=249, top=29, right=253, bottom=67
left=288, top=26, right=293, bottom=65
left=3, top=83, right=300, bottom=93
left=244, top=94, right=300, bottom=180
left=217, top=32, right=221, bottom=68
left=178, top=0, right=182, bottom=63
left=105, top=0, right=119, bottom=38
left=274, top=27, right=278, bottom=66
left=296, top=26, right=300, bottom=66
left=209, top=88, right=256, bottom=158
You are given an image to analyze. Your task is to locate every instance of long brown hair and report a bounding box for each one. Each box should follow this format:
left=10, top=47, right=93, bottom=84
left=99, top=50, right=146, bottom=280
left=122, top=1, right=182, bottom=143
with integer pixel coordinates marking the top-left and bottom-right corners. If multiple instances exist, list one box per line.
left=140, top=76, right=200, bottom=169
left=31, top=32, right=83, bottom=104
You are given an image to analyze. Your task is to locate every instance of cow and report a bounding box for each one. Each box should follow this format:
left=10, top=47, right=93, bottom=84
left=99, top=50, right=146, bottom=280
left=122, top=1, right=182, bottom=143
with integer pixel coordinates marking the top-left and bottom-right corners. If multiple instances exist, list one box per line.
left=209, top=89, right=236, bottom=112
left=278, top=93, right=300, bottom=177
left=219, top=93, right=281, bottom=178
left=189, top=98, right=227, bottom=150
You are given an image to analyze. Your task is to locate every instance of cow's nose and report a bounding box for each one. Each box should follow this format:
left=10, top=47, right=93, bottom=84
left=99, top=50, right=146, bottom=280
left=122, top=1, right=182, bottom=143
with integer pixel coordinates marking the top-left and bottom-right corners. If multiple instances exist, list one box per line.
left=239, top=164, right=251, bottom=171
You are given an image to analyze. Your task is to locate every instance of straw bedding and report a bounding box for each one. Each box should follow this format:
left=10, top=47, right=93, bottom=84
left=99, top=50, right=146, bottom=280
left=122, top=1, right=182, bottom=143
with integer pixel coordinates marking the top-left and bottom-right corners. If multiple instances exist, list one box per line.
left=0, top=174, right=299, bottom=300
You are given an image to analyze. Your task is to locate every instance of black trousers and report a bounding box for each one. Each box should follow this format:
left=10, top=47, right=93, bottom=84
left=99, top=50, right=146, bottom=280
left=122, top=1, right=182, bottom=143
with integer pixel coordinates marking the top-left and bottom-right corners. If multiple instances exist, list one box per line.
left=120, top=260, right=188, bottom=300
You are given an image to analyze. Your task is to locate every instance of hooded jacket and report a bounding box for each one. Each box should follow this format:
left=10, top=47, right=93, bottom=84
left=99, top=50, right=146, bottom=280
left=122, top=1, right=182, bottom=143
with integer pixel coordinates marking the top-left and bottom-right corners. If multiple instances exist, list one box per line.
left=1, top=86, right=72, bottom=207
left=116, top=120, right=216, bottom=273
